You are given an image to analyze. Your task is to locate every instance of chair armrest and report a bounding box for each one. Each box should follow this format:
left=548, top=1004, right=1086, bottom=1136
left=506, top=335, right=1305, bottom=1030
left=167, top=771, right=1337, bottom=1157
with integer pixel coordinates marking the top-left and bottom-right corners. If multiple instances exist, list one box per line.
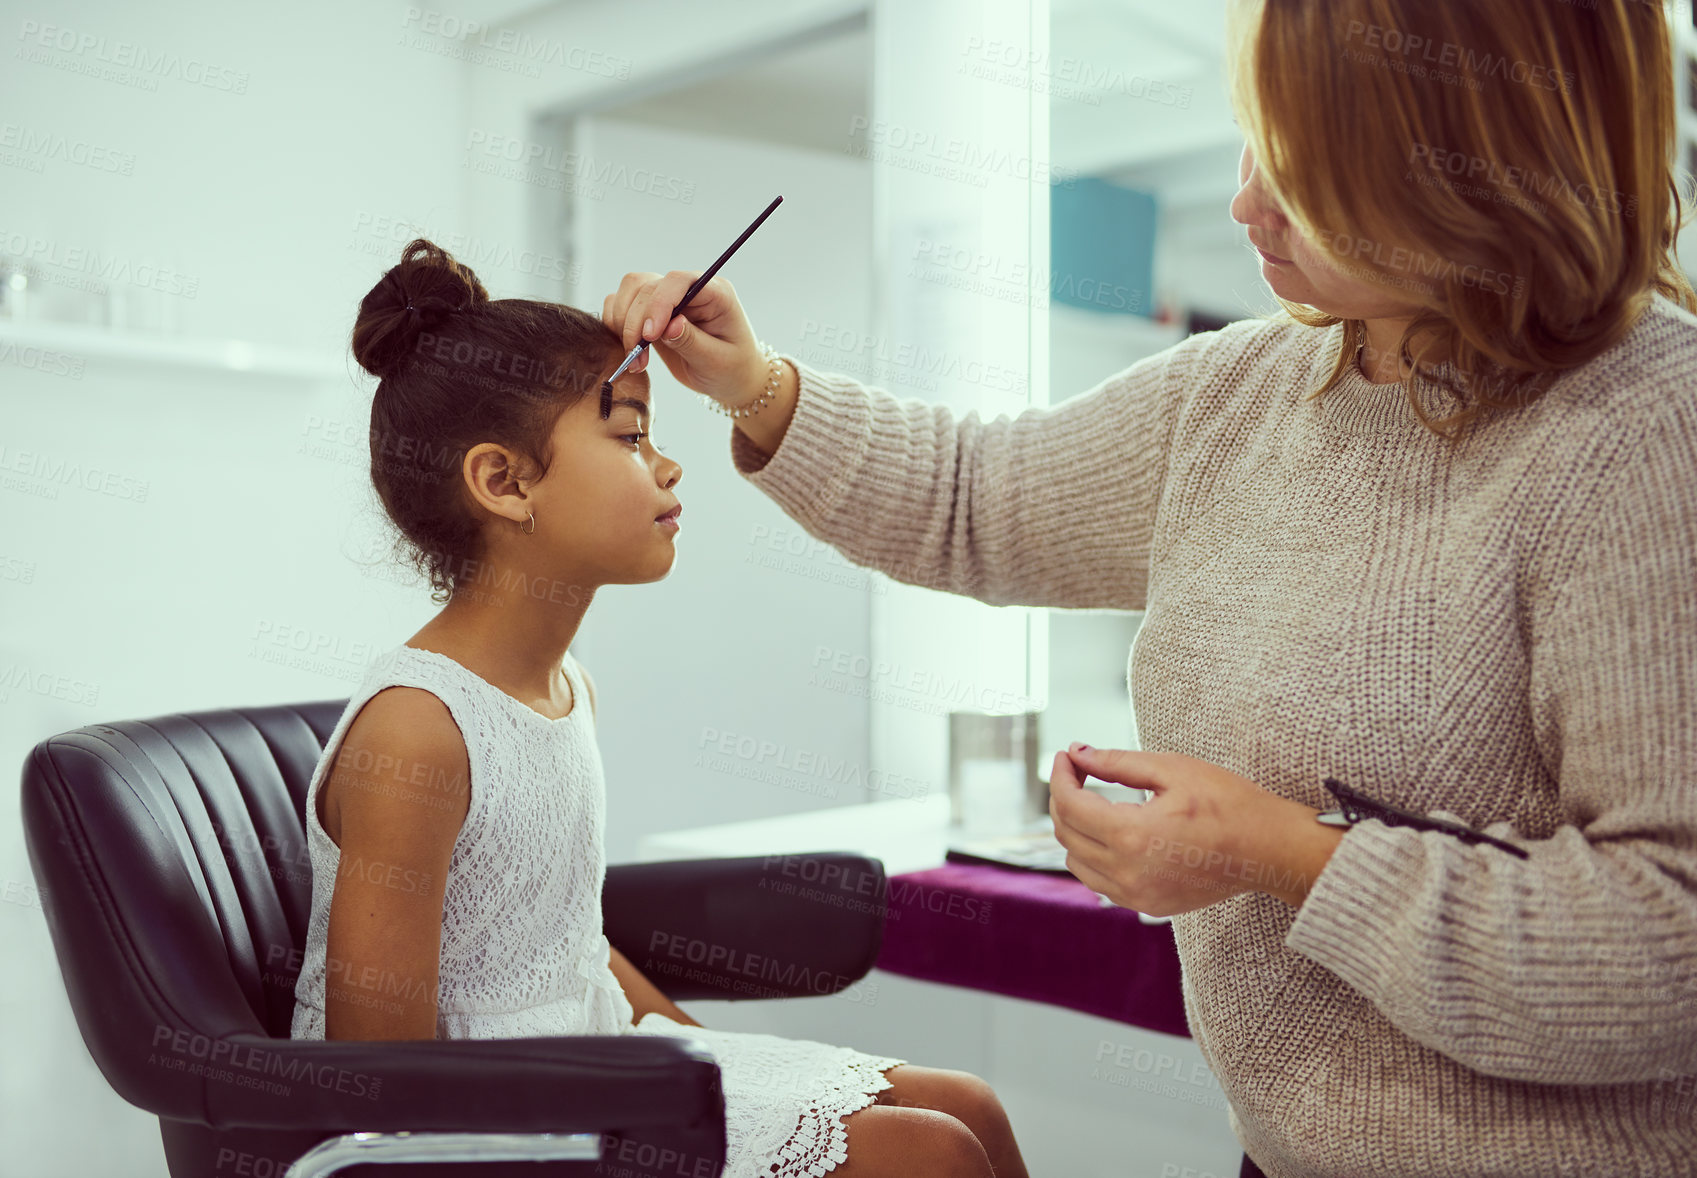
left=191, top=1032, right=723, bottom=1139
left=603, top=853, right=887, bottom=1001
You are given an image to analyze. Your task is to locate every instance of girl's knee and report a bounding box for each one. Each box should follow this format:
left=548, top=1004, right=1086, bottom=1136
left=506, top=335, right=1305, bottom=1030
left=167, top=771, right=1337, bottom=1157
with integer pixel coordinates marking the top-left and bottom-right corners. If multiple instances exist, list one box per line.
left=840, top=1104, right=992, bottom=1178
left=907, top=1108, right=994, bottom=1178
left=955, top=1069, right=1003, bottom=1108
left=928, top=1068, right=1009, bottom=1127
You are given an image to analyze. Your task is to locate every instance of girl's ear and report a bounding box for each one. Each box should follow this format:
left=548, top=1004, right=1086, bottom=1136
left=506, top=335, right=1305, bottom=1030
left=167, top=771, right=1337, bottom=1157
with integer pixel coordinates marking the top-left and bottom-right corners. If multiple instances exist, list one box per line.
left=462, top=443, right=530, bottom=526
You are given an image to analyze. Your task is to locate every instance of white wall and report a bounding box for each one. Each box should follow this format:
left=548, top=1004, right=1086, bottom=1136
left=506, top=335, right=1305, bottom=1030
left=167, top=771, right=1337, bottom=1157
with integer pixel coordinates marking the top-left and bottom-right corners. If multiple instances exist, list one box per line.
left=0, top=2, right=502, bottom=1172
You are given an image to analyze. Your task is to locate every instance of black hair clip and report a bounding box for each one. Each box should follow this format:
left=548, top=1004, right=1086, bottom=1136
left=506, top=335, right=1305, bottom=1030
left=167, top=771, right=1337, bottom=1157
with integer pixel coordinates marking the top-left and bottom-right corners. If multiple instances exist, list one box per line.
left=1318, top=777, right=1529, bottom=859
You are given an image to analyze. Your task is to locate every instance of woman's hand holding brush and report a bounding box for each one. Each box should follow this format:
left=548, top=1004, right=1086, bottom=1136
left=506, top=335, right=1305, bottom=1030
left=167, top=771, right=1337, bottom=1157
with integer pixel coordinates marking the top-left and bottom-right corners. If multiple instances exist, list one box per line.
left=602, top=269, right=799, bottom=455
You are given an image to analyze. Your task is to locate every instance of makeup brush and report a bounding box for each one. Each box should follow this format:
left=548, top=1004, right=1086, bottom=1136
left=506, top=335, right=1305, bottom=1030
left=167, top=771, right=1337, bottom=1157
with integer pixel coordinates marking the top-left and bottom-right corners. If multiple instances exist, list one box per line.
left=601, top=194, right=784, bottom=417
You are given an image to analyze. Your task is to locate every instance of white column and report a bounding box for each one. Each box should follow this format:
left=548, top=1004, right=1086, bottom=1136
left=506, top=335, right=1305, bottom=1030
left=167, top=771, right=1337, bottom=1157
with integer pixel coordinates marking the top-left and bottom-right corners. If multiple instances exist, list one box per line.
left=866, top=0, right=1052, bottom=807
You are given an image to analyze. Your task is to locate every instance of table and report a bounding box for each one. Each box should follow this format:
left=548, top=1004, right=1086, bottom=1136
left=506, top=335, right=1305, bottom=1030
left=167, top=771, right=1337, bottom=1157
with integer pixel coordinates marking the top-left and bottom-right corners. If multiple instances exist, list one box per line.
left=638, top=794, right=1189, bottom=1037
left=876, top=861, right=1189, bottom=1038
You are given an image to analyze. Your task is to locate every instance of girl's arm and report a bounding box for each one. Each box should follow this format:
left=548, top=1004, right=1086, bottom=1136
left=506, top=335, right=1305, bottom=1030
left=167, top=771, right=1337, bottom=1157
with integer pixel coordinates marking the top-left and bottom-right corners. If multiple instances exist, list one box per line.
left=608, top=945, right=702, bottom=1027
left=320, top=687, right=471, bottom=1040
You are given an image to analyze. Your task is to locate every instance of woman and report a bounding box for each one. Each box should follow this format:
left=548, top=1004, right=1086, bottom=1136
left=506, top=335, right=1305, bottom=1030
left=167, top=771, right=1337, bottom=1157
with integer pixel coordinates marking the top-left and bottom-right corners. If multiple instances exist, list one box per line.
left=603, top=2, right=1697, bottom=1175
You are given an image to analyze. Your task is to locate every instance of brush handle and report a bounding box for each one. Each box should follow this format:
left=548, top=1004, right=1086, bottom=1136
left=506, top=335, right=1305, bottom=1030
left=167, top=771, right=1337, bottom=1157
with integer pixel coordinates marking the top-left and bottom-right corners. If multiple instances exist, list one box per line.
left=662, top=194, right=783, bottom=332
left=602, top=195, right=784, bottom=415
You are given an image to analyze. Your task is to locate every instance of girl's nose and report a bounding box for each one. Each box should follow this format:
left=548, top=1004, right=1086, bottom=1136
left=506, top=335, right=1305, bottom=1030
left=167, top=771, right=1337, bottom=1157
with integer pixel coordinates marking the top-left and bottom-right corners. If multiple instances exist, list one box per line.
left=660, top=454, right=682, bottom=489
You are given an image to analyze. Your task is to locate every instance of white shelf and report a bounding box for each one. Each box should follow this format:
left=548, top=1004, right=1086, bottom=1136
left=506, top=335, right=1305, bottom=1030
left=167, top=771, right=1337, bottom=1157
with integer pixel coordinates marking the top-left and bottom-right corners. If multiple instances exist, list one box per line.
left=634, top=793, right=954, bottom=875
left=0, top=319, right=350, bottom=382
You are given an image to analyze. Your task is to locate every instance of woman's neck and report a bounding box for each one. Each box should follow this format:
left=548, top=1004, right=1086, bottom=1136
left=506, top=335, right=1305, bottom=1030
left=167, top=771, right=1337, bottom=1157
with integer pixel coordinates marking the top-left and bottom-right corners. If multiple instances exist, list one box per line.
left=1357, top=316, right=1422, bottom=385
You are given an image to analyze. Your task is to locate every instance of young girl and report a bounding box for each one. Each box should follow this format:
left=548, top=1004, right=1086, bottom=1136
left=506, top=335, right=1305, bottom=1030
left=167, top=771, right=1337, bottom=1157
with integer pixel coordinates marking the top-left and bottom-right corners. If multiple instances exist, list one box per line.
left=289, top=238, right=1029, bottom=1178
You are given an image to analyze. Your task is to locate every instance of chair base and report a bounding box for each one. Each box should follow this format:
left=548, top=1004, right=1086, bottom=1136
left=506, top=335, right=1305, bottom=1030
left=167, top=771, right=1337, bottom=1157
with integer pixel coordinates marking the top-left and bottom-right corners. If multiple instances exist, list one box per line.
left=159, top=1118, right=720, bottom=1178
left=288, top=1130, right=601, bottom=1177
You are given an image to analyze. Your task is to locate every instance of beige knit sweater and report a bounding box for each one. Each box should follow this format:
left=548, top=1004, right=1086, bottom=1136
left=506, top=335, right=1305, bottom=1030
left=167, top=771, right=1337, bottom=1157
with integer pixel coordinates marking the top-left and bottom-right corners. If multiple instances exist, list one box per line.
left=729, top=294, right=1697, bottom=1178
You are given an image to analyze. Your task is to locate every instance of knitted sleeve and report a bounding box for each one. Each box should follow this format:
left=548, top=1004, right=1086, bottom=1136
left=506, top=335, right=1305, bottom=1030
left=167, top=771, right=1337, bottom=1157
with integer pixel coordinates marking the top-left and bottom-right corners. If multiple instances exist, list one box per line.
left=726, top=336, right=1205, bottom=612
left=1285, top=396, right=1697, bottom=1085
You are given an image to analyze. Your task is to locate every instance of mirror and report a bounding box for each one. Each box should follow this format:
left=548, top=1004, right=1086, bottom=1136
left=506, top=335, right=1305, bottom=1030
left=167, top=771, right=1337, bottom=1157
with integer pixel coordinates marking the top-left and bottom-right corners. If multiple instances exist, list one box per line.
left=1039, top=0, right=1265, bottom=767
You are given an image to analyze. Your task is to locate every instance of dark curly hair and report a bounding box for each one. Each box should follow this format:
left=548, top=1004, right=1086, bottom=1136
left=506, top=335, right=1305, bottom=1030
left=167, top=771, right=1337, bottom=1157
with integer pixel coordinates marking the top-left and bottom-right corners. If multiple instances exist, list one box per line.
left=351, top=237, right=623, bottom=603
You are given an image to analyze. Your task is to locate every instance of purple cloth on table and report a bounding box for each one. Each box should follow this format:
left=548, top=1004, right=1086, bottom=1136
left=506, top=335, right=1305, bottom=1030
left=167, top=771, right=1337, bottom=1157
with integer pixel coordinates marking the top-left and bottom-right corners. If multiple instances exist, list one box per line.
left=873, top=862, right=1190, bottom=1039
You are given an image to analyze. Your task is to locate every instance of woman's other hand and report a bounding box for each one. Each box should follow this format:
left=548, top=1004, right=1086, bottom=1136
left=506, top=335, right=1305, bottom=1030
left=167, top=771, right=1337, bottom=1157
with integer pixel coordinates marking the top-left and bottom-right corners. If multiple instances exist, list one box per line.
left=1048, top=745, right=1345, bottom=917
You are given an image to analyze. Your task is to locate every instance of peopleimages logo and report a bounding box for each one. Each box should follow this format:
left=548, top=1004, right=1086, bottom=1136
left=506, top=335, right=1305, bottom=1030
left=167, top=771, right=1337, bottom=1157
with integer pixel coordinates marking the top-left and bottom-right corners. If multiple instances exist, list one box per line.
left=148, top=1026, right=382, bottom=1100
left=0, top=338, right=85, bottom=379
left=798, top=319, right=1028, bottom=396
left=0, top=443, right=150, bottom=502
left=350, top=212, right=581, bottom=282
left=0, top=122, right=136, bottom=175
left=643, top=930, right=880, bottom=1005
left=0, top=660, right=99, bottom=707
left=1342, top=20, right=1575, bottom=95
left=845, top=115, right=1077, bottom=188
left=1311, top=230, right=1524, bottom=300
left=15, top=20, right=251, bottom=93
left=399, top=8, right=631, bottom=79
left=698, top=726, right=930, bottom=800
left=462, top=131, right=696, bottom=203
left=0, top=230, right=199, bottom=297
left=1408, top=143, right=1636, bottom=218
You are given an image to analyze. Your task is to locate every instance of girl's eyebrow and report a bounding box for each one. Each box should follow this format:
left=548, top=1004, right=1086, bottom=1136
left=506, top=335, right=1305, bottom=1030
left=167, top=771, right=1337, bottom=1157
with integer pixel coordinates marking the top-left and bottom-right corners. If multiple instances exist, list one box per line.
left=606, top=397, right=649, bottom=421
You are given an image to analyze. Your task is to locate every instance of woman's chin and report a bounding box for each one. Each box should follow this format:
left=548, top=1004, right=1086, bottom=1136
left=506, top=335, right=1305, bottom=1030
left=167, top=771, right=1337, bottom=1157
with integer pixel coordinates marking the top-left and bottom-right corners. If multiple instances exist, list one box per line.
left=1264, top=271, right=1359, bottom=319
left=1262, top=263, right=1309, bottom=297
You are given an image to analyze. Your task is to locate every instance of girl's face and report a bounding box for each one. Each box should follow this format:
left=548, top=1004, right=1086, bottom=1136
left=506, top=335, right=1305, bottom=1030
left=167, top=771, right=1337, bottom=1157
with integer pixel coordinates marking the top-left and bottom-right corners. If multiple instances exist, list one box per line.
left=1229, top=141, right=1419, bottom=321
left=472, top=363, right=684, bottom=592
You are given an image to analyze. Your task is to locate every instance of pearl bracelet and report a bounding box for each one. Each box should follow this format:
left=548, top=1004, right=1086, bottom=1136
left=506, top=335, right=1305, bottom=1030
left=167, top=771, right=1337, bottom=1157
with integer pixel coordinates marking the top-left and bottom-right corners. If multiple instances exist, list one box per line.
left=707, top=343, right=782, bottom=419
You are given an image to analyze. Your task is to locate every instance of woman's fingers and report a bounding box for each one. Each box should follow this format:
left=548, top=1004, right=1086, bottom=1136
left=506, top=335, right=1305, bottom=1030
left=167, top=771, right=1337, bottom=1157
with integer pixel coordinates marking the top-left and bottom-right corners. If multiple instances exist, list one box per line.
left=610, top=271, right=743, bottom=348
left=632, top=270, right=705, bottom=347
left=1052, top=811, right=1112, bottom=852
left=601, top=270, right=760, bottom=400
left=1054, top=809, right=1114, bottom=861
left=1062, top=851, right=1117, bottom=899
left=602, top=270, right=695, bottom=353
left=602, top=271, right=657, bottom=350
left=1065, top=746, right=1168, bottom=794
left=1050, top=753, right=1113, bottom=849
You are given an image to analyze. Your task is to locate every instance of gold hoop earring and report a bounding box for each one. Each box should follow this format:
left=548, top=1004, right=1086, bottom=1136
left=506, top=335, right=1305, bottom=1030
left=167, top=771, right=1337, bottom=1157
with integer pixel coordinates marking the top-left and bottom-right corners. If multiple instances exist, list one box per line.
left=522, top=510, right=535, bottom=534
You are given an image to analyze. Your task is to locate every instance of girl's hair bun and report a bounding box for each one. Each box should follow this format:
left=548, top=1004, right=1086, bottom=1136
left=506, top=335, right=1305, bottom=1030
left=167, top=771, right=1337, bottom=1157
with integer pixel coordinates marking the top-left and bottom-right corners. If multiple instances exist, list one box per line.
left=352, top=237, right=490, bottom=380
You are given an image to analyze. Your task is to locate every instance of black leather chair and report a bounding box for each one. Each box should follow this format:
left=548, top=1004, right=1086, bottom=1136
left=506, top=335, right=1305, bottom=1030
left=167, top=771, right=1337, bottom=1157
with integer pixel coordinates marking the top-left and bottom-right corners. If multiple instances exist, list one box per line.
left=19, top=699, right=888, bottom=1178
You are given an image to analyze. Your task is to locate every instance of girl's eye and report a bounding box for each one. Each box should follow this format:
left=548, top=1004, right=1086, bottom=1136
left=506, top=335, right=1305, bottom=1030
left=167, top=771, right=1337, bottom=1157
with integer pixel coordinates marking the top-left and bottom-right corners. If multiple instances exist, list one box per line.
left=620, top=431, right=666, bottom=454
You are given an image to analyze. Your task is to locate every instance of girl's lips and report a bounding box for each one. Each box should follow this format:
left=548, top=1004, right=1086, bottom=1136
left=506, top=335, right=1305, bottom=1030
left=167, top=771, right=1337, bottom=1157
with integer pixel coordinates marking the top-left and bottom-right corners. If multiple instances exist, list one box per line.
left=655, top=505, right=682, bottom=526
left=1256, top=245, right=1291, bottom=265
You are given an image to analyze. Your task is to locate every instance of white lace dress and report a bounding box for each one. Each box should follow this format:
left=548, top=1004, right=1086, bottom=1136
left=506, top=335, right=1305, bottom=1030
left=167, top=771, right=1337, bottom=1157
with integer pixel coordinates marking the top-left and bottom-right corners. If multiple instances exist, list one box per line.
left=291, top=642, right=906, bottom=1177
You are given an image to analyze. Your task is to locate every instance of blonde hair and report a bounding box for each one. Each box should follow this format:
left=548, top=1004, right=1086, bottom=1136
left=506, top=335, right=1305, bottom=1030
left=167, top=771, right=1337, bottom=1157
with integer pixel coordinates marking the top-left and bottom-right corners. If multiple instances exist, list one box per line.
left=1226, top=0, right=1697, bottom=445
